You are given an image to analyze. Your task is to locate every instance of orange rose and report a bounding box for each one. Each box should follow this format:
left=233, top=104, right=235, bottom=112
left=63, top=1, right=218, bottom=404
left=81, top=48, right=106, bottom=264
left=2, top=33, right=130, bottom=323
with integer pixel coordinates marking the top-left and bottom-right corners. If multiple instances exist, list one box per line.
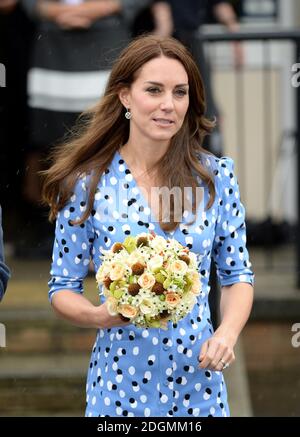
left=165, top=292, right=181, bottom=308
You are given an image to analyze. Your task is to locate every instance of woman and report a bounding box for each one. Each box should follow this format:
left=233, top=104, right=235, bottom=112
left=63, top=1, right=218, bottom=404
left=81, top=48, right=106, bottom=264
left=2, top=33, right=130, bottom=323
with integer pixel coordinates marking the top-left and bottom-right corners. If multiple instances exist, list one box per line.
left=43, top=35, right=254, bottom=417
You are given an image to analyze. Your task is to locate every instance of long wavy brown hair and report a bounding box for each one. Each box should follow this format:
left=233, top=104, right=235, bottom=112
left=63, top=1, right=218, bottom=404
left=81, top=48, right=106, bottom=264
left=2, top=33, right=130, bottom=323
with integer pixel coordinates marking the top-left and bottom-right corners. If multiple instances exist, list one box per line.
left=42, top=35, right=216, bottom=232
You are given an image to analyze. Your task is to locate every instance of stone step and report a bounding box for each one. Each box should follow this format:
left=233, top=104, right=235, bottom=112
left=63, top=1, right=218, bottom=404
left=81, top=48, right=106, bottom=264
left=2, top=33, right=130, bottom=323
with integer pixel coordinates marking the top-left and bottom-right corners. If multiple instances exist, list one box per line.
left=0, top=354, right=88, bottom=416
left=0, top=309, right=96, bottom=354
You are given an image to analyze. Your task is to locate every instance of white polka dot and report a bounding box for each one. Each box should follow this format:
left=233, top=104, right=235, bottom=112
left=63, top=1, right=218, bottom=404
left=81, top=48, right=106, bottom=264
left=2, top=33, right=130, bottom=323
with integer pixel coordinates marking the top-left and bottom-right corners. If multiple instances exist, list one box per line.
left=195, top=383, right=201, bottom=391
left=92, top=396, right=96, bottom=405
left=104, top=397, right=111, bottom=406
left=210, top=407, right=216, bottom=415
left=71, top=234, right=77, bottom=242
left=144, top=371, right=152, bottom=380
left=140, top=395, right=147, bottom=403
left=144, top=407, right=151, bottom=417
left=116, top=407, right=122, bottom=415
left=133, top=347, right=139, bottom=356
left=119, top=390, right=126, bottom=398
left=116, top=375, right=123, bottom=383
left=161, top=394, right=168, bottom=403
left=110, top=176, right=118, bottom=185
left=152, top=337, right=158, bottom=345
left=203, top=391, right=211, bottom=400
left=129, top=366, right=136, bottom=375
left=183, top=399, right=189, bottom=408
left=193, top=408, right=200, bottom=416
left=239, top=274, right=248, bottom=282
left=82, top=243, right=87, bottom=250
left=63, top=268, right=68, bottom=276
left=181, top=376, right=187, bottom=385
left=142, top=330, right=149, bottom=338
left=64, top=210, right=70, bottom=219
left=132, top=384, right=140, bottom=393
left=57, top=258, right=62, bottom=266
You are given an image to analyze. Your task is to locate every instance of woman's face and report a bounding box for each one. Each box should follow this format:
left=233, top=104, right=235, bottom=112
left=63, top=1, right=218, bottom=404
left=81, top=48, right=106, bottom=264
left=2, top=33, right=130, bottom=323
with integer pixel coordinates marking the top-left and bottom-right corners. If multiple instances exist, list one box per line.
left=119, top=56, right=189, bottom=143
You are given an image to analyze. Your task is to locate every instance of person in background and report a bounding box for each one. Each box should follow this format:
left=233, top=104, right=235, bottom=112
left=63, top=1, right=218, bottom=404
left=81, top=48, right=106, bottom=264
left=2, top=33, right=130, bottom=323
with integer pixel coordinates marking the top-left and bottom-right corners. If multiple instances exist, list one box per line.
left=152, top=0, right=243, bottom=155
left=0, top=206, right=10, bottom=302
left=19, top=0, right=148, bottom=257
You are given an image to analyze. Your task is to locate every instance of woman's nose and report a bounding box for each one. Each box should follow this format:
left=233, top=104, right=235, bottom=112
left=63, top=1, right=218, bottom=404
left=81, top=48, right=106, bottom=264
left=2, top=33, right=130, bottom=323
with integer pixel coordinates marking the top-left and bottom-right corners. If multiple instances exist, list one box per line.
left=160, top=93, right=175, bottom=111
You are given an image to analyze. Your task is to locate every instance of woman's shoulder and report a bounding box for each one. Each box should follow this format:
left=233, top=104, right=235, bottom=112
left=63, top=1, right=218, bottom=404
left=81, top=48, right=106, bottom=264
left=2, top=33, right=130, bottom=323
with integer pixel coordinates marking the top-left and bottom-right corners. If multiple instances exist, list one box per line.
left=198, top=153, right=237, bottom=194
left=198, top=152, right=235, bottom=174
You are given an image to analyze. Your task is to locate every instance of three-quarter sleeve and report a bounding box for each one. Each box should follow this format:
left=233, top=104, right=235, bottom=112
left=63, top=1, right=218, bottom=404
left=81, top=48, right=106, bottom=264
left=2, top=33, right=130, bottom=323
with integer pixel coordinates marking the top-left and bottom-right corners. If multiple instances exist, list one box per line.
left=212, top=157, right=254, bottom=287
left=48, top=177, right=95, bottom=302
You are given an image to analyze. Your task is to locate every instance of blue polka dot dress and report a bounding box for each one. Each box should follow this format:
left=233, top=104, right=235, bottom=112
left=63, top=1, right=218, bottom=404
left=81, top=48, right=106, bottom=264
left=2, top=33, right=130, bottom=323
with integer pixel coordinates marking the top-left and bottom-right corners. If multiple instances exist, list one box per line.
left=49, top=151, right=254, bottom=417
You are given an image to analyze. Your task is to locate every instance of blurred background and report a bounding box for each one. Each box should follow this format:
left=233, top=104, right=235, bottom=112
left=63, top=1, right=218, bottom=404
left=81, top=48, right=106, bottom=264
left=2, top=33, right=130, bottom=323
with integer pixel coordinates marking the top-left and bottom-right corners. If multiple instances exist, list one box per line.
left=0, top=0, right=300, bottom=417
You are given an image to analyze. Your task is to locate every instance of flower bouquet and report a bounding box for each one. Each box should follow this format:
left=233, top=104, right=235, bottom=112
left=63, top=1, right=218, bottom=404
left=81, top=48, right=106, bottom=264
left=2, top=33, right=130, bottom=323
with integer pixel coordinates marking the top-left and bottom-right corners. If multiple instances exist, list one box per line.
left=96, top=232, right=201, bottom=329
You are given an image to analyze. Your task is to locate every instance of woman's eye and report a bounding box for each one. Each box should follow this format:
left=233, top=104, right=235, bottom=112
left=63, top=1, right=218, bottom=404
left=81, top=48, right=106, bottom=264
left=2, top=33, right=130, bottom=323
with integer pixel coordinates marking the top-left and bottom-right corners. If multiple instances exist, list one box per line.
left=147, top=87, right=161, bottom=94
left=175, top=89, right=187, bottom=97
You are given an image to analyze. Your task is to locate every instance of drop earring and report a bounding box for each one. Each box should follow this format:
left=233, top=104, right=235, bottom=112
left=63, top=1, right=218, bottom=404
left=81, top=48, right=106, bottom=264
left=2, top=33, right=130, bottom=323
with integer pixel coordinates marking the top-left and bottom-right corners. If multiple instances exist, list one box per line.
left=125, top=108, right=131, bottom=120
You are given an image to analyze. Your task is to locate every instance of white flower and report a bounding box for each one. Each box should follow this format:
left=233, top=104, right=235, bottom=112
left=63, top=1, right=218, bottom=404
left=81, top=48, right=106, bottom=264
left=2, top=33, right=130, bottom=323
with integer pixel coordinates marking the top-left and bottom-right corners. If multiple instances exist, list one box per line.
left=119, top=304, right=138, bottom=319
left=165, top=292, right=181, bottom=309
left=181, top=292, right=197, bottom=310
left=169, top=260, right=188, bottom=275
left=150, top=236, right=168, bottom=252
left=110, top=262, right=126, bottom=281
left=96, top=264, right=110, bottom=284
left=106, top=297, right=118, bottom=316
left=138, top=272, right=156, bottom=289
left=148, top=255, right=163, bottom=272
left=188, top=271, right=201, bottom=295
left=140, top=298, right=156, bottom=316
left=126, top=251, right=145, bottom=267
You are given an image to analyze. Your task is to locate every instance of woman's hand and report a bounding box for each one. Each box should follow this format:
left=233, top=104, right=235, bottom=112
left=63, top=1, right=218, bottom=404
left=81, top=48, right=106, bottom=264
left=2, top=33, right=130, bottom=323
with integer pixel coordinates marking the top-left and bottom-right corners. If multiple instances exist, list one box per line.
left=198, top=329, right=237, bottom=371
left=96, top=301, right=131, bottom=329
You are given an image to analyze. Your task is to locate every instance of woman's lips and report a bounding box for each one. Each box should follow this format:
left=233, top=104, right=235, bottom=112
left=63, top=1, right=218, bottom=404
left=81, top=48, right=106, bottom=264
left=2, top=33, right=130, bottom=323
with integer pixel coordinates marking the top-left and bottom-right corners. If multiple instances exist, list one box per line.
left=153, top=118, right=175, bottom=127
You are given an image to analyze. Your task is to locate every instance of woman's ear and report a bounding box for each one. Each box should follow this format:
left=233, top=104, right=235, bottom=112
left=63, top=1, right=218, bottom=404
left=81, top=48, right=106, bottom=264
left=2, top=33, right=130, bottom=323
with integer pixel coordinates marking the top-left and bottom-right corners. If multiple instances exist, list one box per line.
left=118, top=87, right=131, bottom=109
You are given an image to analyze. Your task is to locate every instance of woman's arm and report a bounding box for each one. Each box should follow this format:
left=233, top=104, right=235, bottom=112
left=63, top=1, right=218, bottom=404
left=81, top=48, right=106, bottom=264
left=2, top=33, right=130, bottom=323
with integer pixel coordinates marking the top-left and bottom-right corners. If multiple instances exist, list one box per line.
left=152, top=1, right=173, bottom=37
left=219, top=282, right=254, bottom=342
left=198, top=283, right=253, bottom=370
left=51, top=290, right=129, bottom=329
left=198, top=156, right=254, bottom=371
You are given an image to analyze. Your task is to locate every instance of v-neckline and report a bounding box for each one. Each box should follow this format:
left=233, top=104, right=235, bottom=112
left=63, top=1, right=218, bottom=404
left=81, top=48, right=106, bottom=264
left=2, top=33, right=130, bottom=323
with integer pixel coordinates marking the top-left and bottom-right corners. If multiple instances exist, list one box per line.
left=114, top=150, right=171, bottom=238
